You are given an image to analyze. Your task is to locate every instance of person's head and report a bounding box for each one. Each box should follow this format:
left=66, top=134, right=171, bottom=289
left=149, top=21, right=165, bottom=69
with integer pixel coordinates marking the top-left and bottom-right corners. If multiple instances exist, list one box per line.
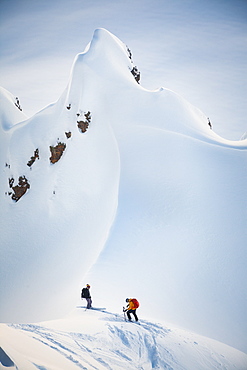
left=126, top=298, right=129, bottom=303
left=86, top=284, right=90, bottom=289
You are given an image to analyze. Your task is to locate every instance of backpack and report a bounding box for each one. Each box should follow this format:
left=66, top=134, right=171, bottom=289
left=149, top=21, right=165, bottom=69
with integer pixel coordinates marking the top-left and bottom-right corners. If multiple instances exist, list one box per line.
left=131, top=298, right=139, bottom=309
left=81, top=288, right=87, bottom=298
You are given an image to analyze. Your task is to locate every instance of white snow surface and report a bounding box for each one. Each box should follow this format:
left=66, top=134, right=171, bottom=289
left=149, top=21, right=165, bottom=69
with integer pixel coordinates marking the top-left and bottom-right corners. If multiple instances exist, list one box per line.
left=0, top=308, right=247, bottom=370
left=0, top=28, right=247, bottom=366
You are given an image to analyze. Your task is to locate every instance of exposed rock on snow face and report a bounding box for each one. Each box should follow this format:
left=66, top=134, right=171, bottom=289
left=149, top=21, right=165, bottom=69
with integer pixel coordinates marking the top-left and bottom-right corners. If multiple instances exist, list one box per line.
left=27, top=148, right=39, bottom=167
left=77, top=110, right=91, bottom=133
left=65, top=131, right=72, bottom=138
left=8, top=175, right=30, bottom=202
left=0, top=86, right=27, bottom=129
left=130, top=66, right=141, bottom=83
left=49, top=142, right=66, bottom=164
left=14, top=97, right=22, bottom=111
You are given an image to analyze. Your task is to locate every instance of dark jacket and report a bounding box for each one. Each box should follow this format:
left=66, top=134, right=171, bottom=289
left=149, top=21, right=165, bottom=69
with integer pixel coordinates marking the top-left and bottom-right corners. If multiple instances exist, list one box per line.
left=81, top=287, right=91, bottom=299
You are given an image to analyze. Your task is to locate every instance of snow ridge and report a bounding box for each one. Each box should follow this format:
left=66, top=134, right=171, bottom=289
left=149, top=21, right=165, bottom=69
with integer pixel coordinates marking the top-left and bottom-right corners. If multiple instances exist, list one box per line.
left=1, top=309, right=247, bottom=370
left=0, top=28, right=247, bottom=357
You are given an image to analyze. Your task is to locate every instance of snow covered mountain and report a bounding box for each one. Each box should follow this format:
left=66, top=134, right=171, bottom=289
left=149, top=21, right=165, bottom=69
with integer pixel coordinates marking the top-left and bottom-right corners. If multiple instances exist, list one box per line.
left=1, top=27, right=247, bottom=364
left=1, top=308, right=247, bottom=369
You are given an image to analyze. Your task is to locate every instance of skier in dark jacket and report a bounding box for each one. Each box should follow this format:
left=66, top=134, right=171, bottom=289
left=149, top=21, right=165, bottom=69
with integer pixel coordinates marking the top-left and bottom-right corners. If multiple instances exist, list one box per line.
left=81, top=284, right=92, bottom=309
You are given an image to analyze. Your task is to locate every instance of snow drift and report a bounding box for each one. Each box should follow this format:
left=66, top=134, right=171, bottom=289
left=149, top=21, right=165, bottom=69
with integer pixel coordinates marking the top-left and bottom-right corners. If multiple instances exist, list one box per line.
left=1, top=308, right=247, bottom=370
left=0, top=28, right=247, bottom=355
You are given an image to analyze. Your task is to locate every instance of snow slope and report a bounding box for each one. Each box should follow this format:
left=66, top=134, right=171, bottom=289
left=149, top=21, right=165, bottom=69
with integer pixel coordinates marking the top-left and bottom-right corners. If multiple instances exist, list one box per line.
left=0, top=34, right=121, bottom=321
left=0, top=28, right=247, bottom=358
left=0, top=308, right=247, bottom=370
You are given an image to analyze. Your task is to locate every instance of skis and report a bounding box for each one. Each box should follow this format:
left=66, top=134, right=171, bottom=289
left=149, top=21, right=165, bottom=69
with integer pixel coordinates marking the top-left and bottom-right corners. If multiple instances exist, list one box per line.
left=77, top=306, right=106, bottom=311
left=128, top=320, right=140, bottom=325
left=125, top=318, right=140, bottom=324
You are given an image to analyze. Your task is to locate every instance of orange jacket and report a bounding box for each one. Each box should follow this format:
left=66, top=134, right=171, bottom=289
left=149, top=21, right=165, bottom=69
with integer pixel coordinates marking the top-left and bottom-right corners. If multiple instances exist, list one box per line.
left=127, top=299, right=136, bottom=311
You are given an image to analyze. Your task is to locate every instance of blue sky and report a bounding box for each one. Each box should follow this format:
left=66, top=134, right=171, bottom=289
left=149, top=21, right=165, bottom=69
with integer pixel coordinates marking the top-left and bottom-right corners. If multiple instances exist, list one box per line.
left=0, top=0, right=246, bottom=139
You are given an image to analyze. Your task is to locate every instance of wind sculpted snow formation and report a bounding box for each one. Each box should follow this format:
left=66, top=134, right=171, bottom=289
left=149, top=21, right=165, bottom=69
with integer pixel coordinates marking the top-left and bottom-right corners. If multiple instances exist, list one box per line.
left=0, top=29, right=247, bottom=354
left=1, top=308, right=247, bottom=369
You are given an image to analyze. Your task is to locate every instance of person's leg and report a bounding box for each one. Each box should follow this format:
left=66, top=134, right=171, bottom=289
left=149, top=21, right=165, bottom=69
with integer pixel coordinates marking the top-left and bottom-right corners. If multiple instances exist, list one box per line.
left=133, top=310, right=138, bottom=321
left=127, top=311, right=132, bottom=321
left=86, top=298, right=92, bottom=309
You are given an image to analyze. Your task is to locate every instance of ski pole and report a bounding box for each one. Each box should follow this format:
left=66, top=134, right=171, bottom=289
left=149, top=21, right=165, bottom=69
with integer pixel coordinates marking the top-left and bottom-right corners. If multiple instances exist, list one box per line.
left=123, top=306, right=127, bottom=321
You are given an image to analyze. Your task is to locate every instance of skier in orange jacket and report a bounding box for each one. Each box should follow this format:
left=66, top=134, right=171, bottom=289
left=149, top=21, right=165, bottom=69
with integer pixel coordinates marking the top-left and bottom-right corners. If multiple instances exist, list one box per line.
left=124, top=298, right=139, bottom=322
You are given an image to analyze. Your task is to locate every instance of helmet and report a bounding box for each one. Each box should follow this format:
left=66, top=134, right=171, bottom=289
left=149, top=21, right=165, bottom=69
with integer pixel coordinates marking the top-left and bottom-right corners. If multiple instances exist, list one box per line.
left=126, top=298, right=129, bottom=302
left=86, top=284, right=90, bottom=288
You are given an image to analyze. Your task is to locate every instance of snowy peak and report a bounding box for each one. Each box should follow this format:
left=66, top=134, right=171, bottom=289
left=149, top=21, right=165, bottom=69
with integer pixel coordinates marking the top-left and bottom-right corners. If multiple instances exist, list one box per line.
left=86, top=28, right=130, bottom=61
left=82, top=28, right=140, bottom=82
left=62, top=29, right=141, bottom=113
left=0, top=31, right=123, bottom=323
left=0, top=28, right=246, bottom=356
left=58, top=29, right=246, bottom=150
